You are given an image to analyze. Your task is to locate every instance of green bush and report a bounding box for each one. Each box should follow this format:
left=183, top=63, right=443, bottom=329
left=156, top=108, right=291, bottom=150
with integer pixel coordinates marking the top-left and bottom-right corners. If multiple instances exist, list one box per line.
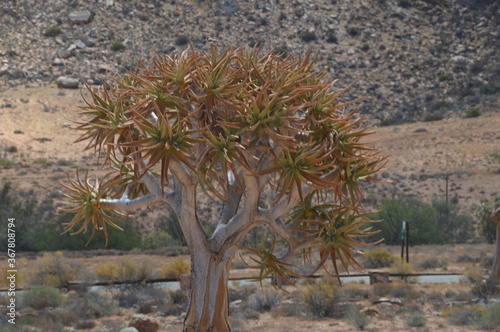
left=110, top=41, right=126, bottom=52
left=369, top=196, right=474, bottom=245
left=471, top=279, right=500, bottom=301
left=248, top=289, right=281, bottom=313
left=272, top=45, right=289, bottom=58
left=418, top=258, right=448, bottom=269
left=175, top=34, right=190, bottom=46
left=423, top=112, right=444, bottom=122
left=448, top=306, right=480, bottom=326
left=43, top=26, right=62, bottom=37
left=490, top=151, right=500, bottom=163
left=299, top=31, right=317, bottom=42
left=405, top=314, right=427, bottom=327
left=326, top=32, right=338, bottom=44
left=302, top=276, right=343, bottom=318
left=363, top=247, right=396, bottom=268
left=476, top=303, right=500, bottom=330
left=142, top=231, right=179, bottom=250
left=75, top=320, right=97, bottom=329
left=346, top=308, right=371, bottom=330
left=463, top=108, right=481, bottom=118
left=0, top=181, right=142, bottom=251
left=397, top=0, right=412, bottom=8
left=368, top=196, right=437, bottom=245
left=21, top=286, right=63, bottom=310
left=438, top=74, right=450, bottom=81
left=477, top=195, right=500, bottom=244
left=66, top=291, right=119, bottom=319
left=169, top=289, right=189, bottom=305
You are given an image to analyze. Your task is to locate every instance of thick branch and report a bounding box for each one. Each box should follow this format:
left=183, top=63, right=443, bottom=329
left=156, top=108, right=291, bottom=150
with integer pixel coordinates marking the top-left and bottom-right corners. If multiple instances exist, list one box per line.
left=170, top=158, right=194, bottom=187
left=141, top=168, right=163, bottom=198
left=210, top=170, right=260, bottom=251
left=100, top=194, right=164, bottom=211
left=167, top=159, right=207, bottom=250
left=266, top=184, right=314, bottom=220
left=218, top=187, right=243, bottom=226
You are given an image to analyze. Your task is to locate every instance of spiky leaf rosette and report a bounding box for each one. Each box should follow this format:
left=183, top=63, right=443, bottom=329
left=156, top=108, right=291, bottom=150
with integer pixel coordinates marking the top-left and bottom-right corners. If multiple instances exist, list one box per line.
left=60, top=171, right=127, bottom=246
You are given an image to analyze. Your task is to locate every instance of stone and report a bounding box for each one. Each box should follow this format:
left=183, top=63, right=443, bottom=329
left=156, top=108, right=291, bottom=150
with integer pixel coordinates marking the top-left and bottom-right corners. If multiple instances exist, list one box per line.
left=0, top=65, right=9, bottom=76
left=81, top=37, right=96, bottom=47
left=52, top=58, right=65, bottom=66
left=75, top=40, right=87, bottom=49
left=98, top=64, right=113, bottom=73
left=57, top=49, right=72, bottom=59
left=69, top=10, right=92, bottom=24
left=120, top=328, right=139, bottom=332
left=56, top=76, right=79, bottom=89
left=128, top=314, right=159, bottom=332
left=229, top=299, right=242, bottom=308
left=450, top=55, right=468, bottom=63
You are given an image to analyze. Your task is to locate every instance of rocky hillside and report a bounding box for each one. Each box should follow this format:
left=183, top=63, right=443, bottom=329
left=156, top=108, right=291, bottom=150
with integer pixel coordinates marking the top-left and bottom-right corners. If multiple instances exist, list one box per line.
left=1, top=0, right=499, bottom=125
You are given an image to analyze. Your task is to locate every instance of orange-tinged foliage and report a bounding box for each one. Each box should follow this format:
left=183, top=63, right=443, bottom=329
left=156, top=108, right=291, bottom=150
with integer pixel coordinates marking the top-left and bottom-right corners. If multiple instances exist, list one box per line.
left=60, top=45, right=386, bottom=287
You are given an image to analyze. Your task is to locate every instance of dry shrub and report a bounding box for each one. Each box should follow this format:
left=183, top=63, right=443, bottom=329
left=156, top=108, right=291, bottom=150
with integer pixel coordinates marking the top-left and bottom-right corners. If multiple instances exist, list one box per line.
left=169, top=289, right=189, bottom=305
left=390, top=261, right=415, bottom=275
left=0, top=267, right=23, bottom=288
left=405, top=314, right=427, bottom=327
left=347, top=307, right=372, bottom=330
left=248, top=288, right=281, bottom=313
left=363, top=247, right=396, bottom=268
left=463, top=268, right=484, bottom=284
left=75, top=320, right=97, bottom=330
left=29, top=251, right=78, bottom=286
left=66, top=291, right=119, bottom=319
left=301, top=276, right=346, bottom=318
left=476, top=303, right=500, bottom=330
left=444, top=305, right=483, bottom=326
left=471, top=279, right=500, bottom=301
left=96, top=257, right=153, bottom=283
left=372, top=282, right=394, bottom=297
left=160, top=257, right=190, bottom=279
left=20, top=285, right=63, bottom=310
left=373, top=282, right=421, bottom=300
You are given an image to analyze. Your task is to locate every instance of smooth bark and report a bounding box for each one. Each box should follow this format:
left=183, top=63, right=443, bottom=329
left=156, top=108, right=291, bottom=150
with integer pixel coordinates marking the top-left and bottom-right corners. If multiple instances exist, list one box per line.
left=183, top=247, right=235, bottom=332
left=492, top=224, right=500, bottom=281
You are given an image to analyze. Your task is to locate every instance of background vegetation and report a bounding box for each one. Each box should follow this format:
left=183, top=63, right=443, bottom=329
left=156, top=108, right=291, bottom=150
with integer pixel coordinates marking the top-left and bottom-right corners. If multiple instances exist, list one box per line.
left=368, top=196, right=476, bottom=245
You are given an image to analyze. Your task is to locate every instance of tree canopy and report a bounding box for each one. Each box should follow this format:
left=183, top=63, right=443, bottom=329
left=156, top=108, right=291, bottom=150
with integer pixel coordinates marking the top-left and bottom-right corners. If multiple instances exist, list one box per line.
left=59, top=46, right=387, bottom=331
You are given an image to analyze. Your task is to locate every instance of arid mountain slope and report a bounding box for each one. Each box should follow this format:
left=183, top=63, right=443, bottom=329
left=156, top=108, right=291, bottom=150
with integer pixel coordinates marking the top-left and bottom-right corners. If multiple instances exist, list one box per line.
left=1, top=0, right=499, bottom=125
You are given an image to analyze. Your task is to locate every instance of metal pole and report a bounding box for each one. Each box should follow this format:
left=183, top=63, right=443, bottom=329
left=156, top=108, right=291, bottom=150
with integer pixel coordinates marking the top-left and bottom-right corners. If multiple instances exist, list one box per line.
left=406, top=221, right=409, bottom=263
left=401, top=221, right=406, bottom=262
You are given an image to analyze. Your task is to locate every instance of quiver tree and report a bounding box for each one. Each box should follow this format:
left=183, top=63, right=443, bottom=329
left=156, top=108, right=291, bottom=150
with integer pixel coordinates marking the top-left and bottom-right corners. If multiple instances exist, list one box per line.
left=478, top=195, right=500, bottom=281
left=60, top=46, right=386, bottom=332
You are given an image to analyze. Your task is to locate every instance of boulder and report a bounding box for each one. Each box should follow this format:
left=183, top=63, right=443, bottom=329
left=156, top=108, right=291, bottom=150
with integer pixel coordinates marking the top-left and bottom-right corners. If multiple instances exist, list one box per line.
left=128, top=314, right=159, bottom=332
left=120, top=328, right=139, bottom=332
left=56, top=76, right=79, bottom=89
left=69, top=10, right=92, bottom=24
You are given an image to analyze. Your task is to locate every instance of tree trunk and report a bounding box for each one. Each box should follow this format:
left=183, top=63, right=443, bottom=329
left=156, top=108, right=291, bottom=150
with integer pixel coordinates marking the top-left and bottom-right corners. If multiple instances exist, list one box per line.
left=183, top=247, right=235, bottom=332
left=492, top=224, right=500, bottom=282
